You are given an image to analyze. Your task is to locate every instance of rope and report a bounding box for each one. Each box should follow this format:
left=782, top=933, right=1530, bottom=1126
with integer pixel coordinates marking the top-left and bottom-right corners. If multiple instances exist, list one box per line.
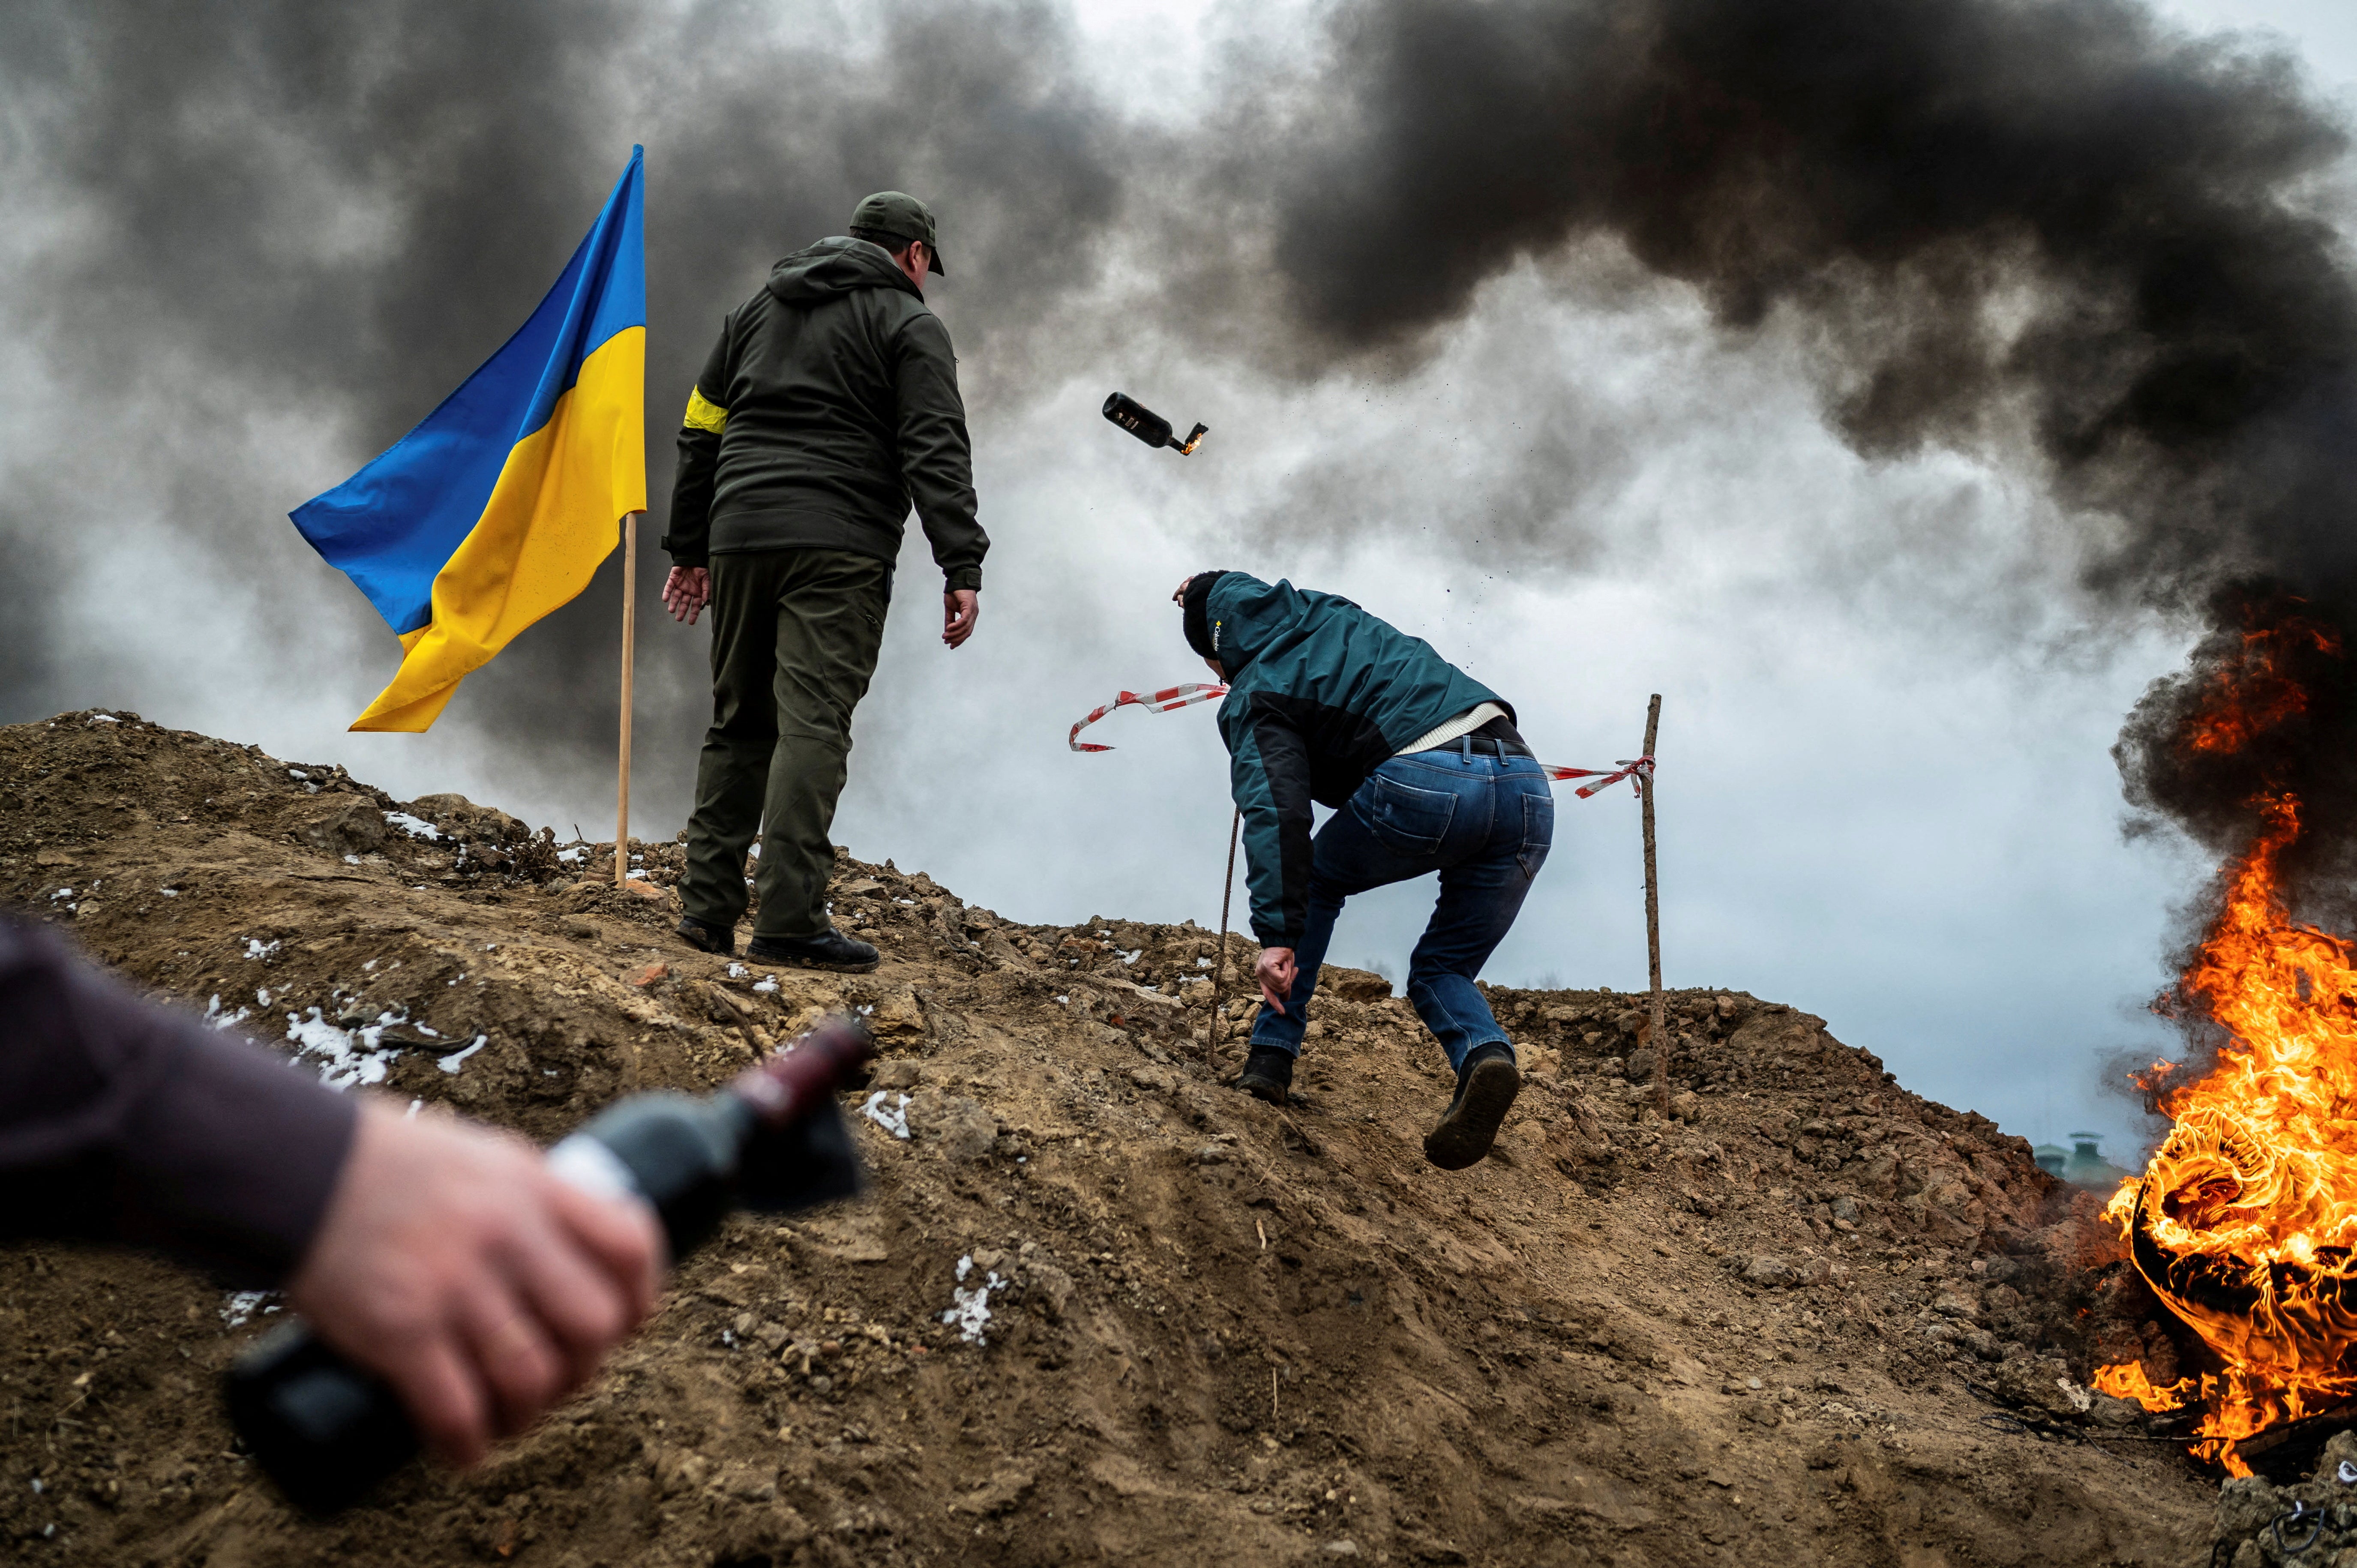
left=1068, top=682, right=1658, bottom=799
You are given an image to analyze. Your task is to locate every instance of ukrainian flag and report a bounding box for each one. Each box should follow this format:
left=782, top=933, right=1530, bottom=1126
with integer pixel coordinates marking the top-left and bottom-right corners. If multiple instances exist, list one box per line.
left=293, top=147, right=647, bottom=732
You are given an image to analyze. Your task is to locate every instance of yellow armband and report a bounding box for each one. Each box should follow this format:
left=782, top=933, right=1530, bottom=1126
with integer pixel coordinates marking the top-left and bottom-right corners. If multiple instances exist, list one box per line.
left=682, top=387, right=728, bottom=434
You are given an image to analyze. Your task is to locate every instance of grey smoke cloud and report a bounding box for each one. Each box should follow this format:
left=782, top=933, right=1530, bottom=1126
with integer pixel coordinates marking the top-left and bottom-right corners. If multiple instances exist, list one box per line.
left=0, top=0, right=1143, bottom=773
left=1219, top=0, right=2357, bottom=608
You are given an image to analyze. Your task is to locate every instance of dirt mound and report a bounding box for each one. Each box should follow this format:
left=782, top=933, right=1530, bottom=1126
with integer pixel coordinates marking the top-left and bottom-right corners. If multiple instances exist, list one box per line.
left=0, top=711, right=2213, bottom=1566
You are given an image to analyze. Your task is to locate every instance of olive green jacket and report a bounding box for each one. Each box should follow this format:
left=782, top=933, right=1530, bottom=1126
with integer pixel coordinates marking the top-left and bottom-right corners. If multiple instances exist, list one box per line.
left=663, top=237, right=985, bottom=590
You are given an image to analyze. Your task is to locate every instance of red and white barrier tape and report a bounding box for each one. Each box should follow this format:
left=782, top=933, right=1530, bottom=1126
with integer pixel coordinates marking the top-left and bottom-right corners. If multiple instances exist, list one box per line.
left=1068, top=683, right=1655, bottom=797
left=1544, top=756, right=1654, bottom=799
left=1067, top=682, right=1228, bottom=752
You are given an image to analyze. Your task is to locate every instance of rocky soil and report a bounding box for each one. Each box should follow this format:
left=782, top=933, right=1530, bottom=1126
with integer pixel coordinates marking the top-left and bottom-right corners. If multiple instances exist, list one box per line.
left=0, top=711, right=2220, bottom=1566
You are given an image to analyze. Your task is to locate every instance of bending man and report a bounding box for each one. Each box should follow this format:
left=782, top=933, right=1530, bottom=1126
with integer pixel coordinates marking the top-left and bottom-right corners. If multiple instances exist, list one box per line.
left=663, top=191, right=985, bottom=971
left=1180, top=571, right=1554, bottom=1169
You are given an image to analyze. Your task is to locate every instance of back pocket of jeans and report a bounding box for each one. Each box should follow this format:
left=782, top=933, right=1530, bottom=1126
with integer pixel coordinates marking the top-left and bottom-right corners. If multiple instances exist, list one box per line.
left=1518, top=790, right=1555, bottom=878
left=1358, top=773, right=1455, bottom=856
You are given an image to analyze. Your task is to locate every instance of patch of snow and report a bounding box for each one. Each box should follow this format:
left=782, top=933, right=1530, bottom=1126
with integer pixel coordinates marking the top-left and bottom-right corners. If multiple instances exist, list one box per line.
left=288, top=768, right=308, bottom=780
left=1119, top=949, right=1143, bottom=965
left=363, top=959, right=377, bottom=971
left=202, top=995, right=250, bottom=1032
left=437, top=1035, right=489, bottom=1074
left=753, top=975, right=779, bottom=994
left=383, top=810, right=442, bottom=841
left=727, top=962, right=748, bottom=979
left=256, top=987, right=272, bottom=1006
left=1196, top=957, right=1213, bottom=968
left=1054, top=995, right=1069, bottom=1005
left=243, top=938, right=280, bottom=960
left=220, top=1290, right=279, bottom=1327
left=88, top=714, right=118, bottom=725
left=284, top=1002, right=426, bottom=1089
left=160, top=887, right=178, bottom=897
left=627, top=869, right=648, bottom=881
left=343, top=854, right=362, bottom=865
left=941, top=1255, right=1004, bottom=1345
left=49, top=887, right=73, bottom=901
left=861, top=1091, right=912, bottom=1139
left=556, top=846, right=585, bottom=864
left=894, top=896, right=917, bottom=906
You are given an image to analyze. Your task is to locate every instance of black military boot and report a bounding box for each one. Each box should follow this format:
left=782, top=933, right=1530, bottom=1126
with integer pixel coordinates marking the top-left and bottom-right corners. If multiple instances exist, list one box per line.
left=1235, top=1046, right=1295, bottom=1106
left=1423, top=1042, right=1520, bottom=1170
left=746, top=927, right=880, bottom=974
left=674, top=914, right=735, bottom=956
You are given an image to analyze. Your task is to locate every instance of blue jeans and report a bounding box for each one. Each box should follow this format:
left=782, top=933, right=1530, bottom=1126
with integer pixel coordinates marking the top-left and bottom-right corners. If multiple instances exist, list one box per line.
left=1248, top=749, right=1554, bottom=1072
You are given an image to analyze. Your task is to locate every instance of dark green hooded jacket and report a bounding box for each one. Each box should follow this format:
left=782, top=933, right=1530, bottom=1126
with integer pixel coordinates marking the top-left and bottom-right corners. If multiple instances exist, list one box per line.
left=1208, top=573, right=1508, bottom=947
left=662, top=236, right=986, bottom=590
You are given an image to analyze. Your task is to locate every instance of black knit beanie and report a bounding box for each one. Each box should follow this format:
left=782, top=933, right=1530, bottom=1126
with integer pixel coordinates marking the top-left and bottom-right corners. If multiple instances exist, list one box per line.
left=1181, top=572, right=1229, bottom=662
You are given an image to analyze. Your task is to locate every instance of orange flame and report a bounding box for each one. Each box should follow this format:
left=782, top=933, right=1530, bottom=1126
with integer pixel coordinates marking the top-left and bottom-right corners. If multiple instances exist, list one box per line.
left=2096, top=612, right=2357, bottom=1475
left=2179, top=621, right=2338, bottom=755
left=2090, top=1359, right=2194, bottom=1411
left=2100, top=809, right=2357, bottom=1471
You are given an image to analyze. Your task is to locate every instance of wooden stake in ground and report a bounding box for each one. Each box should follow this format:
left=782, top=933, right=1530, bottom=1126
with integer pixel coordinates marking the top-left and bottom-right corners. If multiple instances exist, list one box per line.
left=1640, top=693, right=1668, bottom=1117
left=613, top=512, right=639, bottom=890
left=1207, top=806, right=1241, bottom=1070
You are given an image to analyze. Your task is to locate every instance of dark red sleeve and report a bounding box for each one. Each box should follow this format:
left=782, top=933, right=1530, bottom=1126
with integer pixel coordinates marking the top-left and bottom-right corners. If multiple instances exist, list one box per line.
left=0, top=916, right=357, bottom=1286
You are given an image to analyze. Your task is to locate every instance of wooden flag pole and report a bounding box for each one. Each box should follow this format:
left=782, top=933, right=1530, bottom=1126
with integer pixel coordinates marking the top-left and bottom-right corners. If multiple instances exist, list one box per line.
left=1640, top=693, right=1668, bottom=1117
left=1206, top=807, right=1241, bottom=1070
left=614, top=512, right=639, bottom=890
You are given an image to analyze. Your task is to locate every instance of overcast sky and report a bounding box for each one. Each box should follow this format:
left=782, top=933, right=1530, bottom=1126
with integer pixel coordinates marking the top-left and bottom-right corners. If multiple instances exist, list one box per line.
left=5, top=0, right=2354, bottom=1163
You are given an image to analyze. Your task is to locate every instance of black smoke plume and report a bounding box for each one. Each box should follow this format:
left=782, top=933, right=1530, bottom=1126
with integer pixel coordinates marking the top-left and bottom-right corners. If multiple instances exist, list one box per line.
left=1223, top=0, right=2357, bottom=916
left=8, top=0, right=2357, bottom=920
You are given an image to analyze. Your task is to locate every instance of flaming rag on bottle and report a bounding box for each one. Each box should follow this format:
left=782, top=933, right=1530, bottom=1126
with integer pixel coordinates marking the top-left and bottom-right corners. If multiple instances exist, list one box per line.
left=1103, top=392, right=1207, bottom=456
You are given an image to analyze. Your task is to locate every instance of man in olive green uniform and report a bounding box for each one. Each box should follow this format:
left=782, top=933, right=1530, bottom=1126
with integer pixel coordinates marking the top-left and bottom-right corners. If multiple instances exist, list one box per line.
left=660, top=192, right=985, bottom=971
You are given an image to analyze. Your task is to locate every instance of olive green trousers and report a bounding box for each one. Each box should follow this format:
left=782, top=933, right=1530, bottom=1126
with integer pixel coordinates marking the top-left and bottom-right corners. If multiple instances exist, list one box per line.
left=678, top=549, right=891, bottom=940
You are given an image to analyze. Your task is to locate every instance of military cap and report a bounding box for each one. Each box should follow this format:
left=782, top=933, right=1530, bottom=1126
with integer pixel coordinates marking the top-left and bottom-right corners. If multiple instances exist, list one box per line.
left=849, top=190, right=945, bottom=276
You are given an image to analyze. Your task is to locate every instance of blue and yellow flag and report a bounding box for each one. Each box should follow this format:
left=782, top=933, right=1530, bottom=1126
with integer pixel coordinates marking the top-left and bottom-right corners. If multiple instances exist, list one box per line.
left=294, top=148, right=646, bottom=732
